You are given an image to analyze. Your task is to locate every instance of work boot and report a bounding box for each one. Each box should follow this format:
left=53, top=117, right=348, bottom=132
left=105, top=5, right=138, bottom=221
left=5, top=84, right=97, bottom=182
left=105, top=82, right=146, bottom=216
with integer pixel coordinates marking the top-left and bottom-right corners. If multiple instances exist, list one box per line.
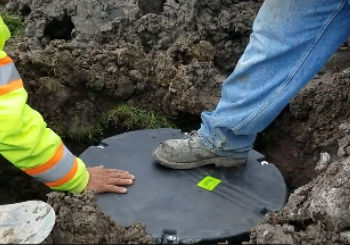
left=153, top=131, right=247, bottom=169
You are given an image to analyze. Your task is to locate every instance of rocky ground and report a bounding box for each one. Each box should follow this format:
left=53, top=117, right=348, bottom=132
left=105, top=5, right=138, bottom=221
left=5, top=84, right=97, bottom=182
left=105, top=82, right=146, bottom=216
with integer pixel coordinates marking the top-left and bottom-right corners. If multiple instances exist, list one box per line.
left=2, top=0, right=350, bottom=244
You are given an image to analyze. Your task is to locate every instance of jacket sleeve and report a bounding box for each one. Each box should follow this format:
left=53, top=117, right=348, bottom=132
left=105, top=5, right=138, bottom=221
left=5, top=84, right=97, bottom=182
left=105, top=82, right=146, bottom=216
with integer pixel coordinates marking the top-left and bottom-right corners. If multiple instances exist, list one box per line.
left=0, top=55, right=89, bottom=193
left=0, top=18, right=89, bottom=193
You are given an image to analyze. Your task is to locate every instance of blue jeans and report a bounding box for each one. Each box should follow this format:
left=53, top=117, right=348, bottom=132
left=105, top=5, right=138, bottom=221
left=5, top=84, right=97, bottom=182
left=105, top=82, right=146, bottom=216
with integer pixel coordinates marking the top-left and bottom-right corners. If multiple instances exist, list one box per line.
left=199, top=0, right=350, bottom=158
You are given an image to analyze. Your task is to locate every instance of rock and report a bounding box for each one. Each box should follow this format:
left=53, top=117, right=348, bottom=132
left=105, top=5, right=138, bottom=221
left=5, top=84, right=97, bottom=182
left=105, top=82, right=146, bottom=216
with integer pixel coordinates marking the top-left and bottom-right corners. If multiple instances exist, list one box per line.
left=339, top=122, right=350, bottom=131
left=340, top=231, right=350, bottom=244
left=338, top=136, right=350, bottom=148
left=315, top=152, right=331, bottom=172
left=338, top=146, right=346, bottom=157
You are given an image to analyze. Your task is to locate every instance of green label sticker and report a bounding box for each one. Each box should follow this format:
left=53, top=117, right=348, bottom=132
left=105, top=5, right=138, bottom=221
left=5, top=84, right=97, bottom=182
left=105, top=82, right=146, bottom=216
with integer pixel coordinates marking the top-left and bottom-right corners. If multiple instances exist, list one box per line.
left=197, top=176, right=221, bottom=191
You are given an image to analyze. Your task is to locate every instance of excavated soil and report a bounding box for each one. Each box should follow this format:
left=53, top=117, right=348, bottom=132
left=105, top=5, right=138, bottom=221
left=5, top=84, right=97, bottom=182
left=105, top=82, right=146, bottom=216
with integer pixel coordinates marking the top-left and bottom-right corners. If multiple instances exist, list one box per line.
left=248, top=156, right=350, bottom=244
left=4, top=0, right=261, bottom=138
left=45, top=191, right=153, bottom=244
left=2, top=0, right=350, bottom=244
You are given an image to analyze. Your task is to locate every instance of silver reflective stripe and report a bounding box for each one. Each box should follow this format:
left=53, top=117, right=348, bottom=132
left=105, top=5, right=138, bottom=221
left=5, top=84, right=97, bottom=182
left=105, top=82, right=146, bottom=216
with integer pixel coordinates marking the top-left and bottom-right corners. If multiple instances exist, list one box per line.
left=0, top=62, right=20, bottom=86
left=33, top=145, right=76, bottom=183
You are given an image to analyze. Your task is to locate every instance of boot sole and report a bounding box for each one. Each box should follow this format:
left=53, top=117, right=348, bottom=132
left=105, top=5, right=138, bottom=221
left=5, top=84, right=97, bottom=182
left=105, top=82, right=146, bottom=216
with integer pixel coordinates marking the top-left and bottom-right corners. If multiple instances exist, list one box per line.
left=153, top=149, right=247, bottom=170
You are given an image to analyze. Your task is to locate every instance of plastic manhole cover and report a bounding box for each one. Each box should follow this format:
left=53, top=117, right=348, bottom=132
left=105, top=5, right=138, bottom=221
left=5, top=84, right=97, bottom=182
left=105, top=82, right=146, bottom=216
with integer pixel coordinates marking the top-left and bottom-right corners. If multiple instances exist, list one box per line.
left=80, top=128, right=287, bottom=243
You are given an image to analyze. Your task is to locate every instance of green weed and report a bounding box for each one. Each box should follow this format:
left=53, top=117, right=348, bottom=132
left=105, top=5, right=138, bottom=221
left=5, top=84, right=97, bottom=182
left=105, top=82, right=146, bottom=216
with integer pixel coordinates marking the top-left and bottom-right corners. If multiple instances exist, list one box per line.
left=100, top=103, right=175, bottom=133
left=55, top=103, right=174, bottom=144
left=1, top=11, right=25, bottom=36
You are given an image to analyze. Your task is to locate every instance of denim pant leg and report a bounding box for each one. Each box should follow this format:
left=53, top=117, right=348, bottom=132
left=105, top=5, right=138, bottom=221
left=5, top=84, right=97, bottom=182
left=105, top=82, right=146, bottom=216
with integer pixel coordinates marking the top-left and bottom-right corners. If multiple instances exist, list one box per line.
left=199, top=0, right=350, bottom=158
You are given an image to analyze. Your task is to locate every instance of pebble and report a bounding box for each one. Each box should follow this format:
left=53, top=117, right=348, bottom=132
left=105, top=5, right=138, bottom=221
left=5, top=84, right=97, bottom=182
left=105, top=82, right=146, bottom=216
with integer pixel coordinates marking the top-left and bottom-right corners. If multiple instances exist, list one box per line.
left=315, top=152, right=331, bottom=172
left=338, top=146, right=346, bottom=157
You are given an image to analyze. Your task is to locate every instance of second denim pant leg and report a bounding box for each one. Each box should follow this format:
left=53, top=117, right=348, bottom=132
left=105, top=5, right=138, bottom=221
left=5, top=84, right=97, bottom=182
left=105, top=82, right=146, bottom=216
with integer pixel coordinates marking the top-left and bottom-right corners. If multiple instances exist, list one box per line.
left=200, top=0, right=350, bottom=157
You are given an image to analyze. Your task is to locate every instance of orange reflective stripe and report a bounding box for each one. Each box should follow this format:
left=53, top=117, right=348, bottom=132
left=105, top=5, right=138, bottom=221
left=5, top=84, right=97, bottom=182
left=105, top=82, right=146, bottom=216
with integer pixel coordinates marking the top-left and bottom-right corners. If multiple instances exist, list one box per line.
left=45, top=158, right=78, bottom=187
left=0, top=79, right=23, bottom=96
left=0, top=56, right=13, bottom=66
left=23, top=143, right=64, bottom=175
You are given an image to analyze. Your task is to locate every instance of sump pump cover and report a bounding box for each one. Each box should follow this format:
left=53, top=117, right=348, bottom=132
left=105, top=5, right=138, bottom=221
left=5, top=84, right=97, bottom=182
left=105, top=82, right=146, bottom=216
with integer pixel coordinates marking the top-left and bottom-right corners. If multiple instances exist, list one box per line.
left=80, top=128, right=287, bottom=243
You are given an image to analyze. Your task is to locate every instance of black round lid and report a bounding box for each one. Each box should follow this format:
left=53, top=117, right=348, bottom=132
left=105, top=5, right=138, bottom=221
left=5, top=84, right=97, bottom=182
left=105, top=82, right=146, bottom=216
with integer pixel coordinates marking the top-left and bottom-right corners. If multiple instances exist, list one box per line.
left=80, top=129, right=286, bottom=243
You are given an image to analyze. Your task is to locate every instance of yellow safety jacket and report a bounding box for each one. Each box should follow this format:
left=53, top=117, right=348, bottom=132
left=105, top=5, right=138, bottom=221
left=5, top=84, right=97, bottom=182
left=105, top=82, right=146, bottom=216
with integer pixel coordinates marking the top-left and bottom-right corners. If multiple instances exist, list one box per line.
left=0, top=16, right=89, bottom=193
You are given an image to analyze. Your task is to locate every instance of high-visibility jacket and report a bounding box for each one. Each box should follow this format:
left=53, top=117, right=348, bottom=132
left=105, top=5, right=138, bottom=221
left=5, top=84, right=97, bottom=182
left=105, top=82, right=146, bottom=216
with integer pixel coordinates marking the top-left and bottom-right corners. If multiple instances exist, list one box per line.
left=0, top=16, right=89, bottom=193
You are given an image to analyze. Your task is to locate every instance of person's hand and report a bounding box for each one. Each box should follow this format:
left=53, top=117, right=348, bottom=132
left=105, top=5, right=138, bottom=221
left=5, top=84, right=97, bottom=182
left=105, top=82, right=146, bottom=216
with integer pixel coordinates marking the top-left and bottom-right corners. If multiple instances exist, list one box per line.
left=86, top=165, right=135, bottom=194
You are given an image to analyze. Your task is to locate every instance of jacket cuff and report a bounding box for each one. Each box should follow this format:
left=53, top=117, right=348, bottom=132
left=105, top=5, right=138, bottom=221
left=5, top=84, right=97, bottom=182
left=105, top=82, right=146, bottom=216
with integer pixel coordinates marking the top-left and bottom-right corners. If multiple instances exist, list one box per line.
left=70, top=166, right=90, bottom=194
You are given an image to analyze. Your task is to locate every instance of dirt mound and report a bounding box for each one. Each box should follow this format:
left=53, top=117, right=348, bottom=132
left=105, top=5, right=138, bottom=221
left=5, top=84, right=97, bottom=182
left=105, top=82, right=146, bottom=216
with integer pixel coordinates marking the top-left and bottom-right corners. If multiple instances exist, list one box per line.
left=4, top=0, right=261, bottom=138
left=249, top=155, right=350, bottom=244
left=45, top=191, right=154, bottom=244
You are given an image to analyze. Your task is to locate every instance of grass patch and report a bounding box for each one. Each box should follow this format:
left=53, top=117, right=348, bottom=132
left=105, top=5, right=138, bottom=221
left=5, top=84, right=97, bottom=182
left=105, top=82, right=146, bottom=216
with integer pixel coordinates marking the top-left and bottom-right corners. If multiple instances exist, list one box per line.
left=1, top=11, right=25, bottom=36
left=64, top=124, right=105, bottom=144
left=100, top=103, right=175, bottom=133
left=55, top=103, right=175, bottom=145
